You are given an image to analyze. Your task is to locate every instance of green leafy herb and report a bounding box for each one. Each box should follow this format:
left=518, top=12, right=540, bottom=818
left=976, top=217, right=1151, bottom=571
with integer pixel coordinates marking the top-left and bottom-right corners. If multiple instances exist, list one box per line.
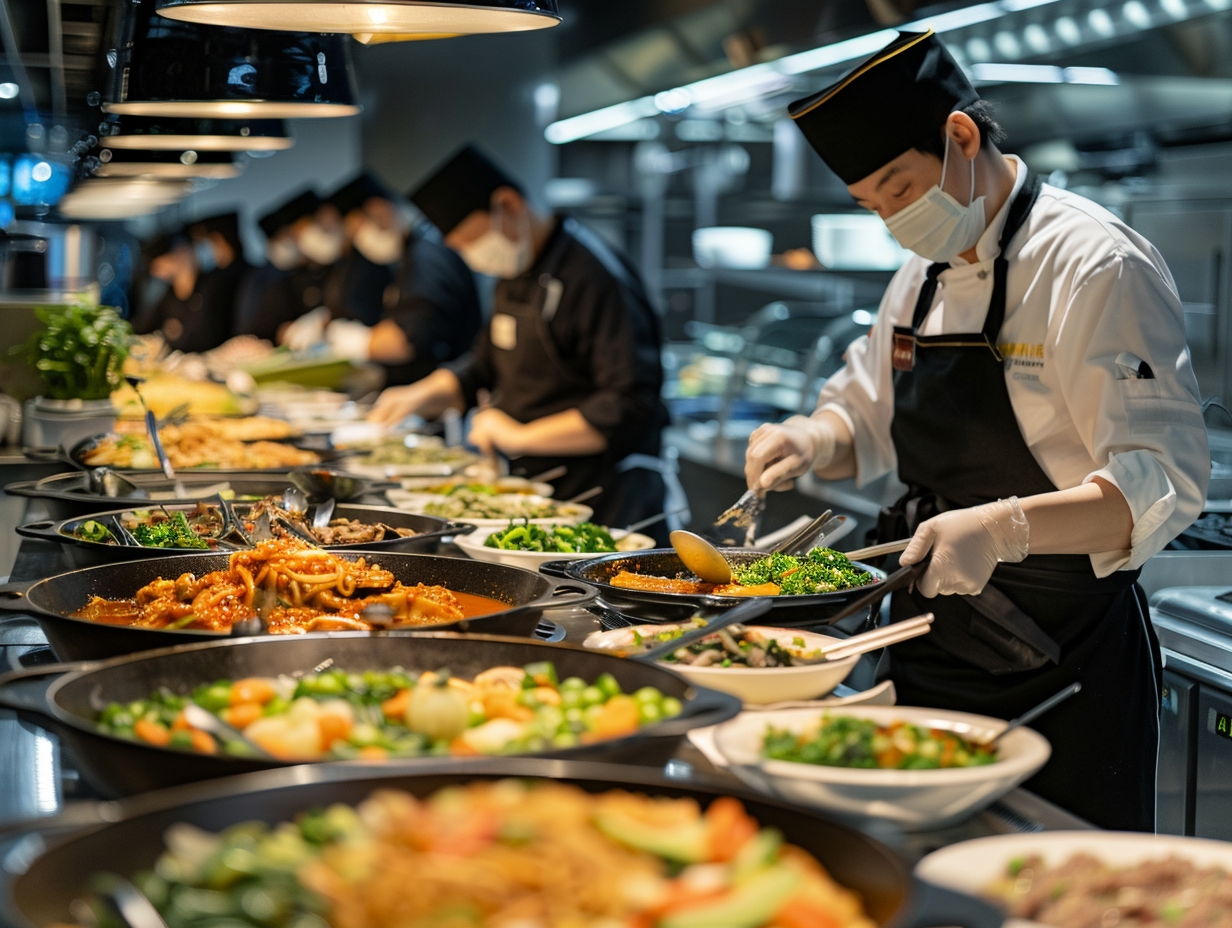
left=734, top=548, right=873, bottom=594
left=132, top=511, right=211, bottom=549
left=74, top=520, right=115, bottom=544
left=14, top=303, right=133, bottom=401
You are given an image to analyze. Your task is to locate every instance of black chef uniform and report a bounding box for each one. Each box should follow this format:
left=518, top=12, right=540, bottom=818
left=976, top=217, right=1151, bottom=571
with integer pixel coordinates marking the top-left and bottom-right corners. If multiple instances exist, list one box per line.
left=132, top=212, right=248, bottom=353
left=448, top=218, right=668, bottom=529
left=789, top=30, right=1162, bottom=830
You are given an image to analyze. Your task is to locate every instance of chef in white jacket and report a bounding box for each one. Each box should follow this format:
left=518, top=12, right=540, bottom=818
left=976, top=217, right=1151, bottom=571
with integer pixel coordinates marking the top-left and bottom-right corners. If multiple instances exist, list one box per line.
left=745, top=29, right=1209, bottom=830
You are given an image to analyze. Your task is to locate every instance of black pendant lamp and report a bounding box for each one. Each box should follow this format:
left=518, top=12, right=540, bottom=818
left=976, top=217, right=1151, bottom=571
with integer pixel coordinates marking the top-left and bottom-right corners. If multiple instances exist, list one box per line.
left=58, top=179, right=193, bottom=219
left=153, top=0, right=559, bottom=42
left=100, top=116, right=294, bottom=152
left=93, top=147, right=242, bottom=179
left=104, top=0, right=360, bottom=118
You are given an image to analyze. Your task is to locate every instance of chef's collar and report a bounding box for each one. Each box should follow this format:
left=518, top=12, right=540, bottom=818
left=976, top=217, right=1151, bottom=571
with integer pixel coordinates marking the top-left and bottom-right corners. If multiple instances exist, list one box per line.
left=950, top=155, right=1026, bottom=267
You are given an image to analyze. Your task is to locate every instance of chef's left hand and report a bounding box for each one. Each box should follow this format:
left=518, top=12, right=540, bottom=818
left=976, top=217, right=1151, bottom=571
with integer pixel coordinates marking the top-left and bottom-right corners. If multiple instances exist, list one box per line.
left=900, top=497, right=1030, bottom=598
left=467, top=407, right=527, bottom=458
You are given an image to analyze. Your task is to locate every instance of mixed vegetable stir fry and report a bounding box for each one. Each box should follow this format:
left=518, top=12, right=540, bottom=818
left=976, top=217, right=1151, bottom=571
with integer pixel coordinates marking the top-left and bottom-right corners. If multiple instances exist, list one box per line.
left=484, top=520, right=618, bottom=553
left=735, top=549, right=873, bottom=596
left=422, top=490, right=580, bottom=521
left=96, top=661, right=682, bottom=760
left=632, top=620, right=821, bottom=668
left=81, top=781, right=876, bottom=928
left=763, top=715, right=998, bottom=770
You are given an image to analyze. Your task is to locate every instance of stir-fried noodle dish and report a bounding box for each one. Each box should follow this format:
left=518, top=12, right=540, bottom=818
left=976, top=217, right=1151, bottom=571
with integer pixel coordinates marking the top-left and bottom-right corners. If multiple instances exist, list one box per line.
left=73, top=539, right=503, bottom=634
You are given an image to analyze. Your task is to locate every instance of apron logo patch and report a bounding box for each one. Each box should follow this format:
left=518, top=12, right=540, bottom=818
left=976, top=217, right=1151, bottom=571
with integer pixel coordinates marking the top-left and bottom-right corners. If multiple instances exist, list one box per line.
left=892, top=332, right=916, bottom=371
left=491, top=313, right=517, bottom=351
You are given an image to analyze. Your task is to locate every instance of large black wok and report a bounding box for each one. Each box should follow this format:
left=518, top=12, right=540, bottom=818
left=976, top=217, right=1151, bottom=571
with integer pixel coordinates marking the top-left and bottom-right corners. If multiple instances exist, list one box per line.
left=6, top=759, right=1002, bottom=928
left=16, top=502, right=474, bottom=568
left=0, top=633, right=740, bottom=796
left=0, top=551, right=594, bottom=661
left=5, top=470, right=392, bottom=522
left=549, top=547, right=887, bottom=627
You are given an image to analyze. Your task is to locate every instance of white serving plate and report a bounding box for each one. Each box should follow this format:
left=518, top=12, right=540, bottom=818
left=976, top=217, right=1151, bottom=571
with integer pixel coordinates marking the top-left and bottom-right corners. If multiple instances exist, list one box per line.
left=455, top=526, right=656, bottom=570
left=915, top=831, right=1232, bottom=923
left=584, top=623, right=859, bottom=706
left=386, top=491, right=592, bottom=527
left=713, top=705, right=1051, bottom=829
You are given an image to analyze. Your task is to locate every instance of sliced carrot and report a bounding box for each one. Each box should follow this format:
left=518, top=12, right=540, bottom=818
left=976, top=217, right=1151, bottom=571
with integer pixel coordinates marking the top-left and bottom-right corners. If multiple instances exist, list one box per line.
left=382, top=688, right=412, bottom=720
left=357, top=745, right=389, bottom=761
left=591, top=695, right=641, bottom=739
left=482, top=689, right=534, bottom=722
left=532, top=686, right=562, bottom=707
left=134, top=719, right=171, bottom=747
left=774, top=897, right=843, bottom=928
left=222, top=702, right=264, bottom=731
left=317, top=713, right=352, bottom=751
left=230, top=678, right=276, bottom=706
left=706, top=796, right=759, bottom=862
left=170, top=711, right=192, bottom=732
left=449, top=736, right=481, bottom=757
left=189, top=729, right=216, bottom=755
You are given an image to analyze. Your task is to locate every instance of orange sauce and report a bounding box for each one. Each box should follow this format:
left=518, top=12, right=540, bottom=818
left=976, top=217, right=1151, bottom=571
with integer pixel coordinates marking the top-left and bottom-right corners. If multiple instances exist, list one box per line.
left=453, top=591, right=506, bottom=617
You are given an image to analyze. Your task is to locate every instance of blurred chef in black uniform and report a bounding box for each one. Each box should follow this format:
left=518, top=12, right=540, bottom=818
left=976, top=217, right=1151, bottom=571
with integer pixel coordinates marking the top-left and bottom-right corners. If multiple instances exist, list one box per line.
left=279, top=194, right=349, bottom=350
left=234, top=189, right=322, bottom=343
left=370, top=145, right=669, bottom=529
left=132, top=212, right=248, bottom=353
left=313, top=172, right=483, bottom=386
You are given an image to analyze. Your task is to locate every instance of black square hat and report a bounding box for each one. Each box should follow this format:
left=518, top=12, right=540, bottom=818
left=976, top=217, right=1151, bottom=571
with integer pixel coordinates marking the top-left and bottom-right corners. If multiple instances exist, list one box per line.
left=788, top=30, right=979, bottom=185
left=328, top=172, right=391, bottom=217
left=409, top=145, right=523, bottom=236
left=257, top=188, right=322, bottom=239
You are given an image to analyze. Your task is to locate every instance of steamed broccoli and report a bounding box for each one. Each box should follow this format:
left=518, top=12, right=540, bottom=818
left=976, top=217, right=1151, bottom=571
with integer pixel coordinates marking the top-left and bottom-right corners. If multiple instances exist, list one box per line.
left=132, top=511, right=211, bottom=549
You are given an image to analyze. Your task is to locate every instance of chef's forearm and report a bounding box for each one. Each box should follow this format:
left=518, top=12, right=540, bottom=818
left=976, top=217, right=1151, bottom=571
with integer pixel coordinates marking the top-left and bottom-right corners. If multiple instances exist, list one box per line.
left=1019, top=477, right=1133, bottom=555
left=415, top=368, right=467, bottom=419
left=812, top=410, right=858, bottom=481
left=516, top=409, right=607, bottom=457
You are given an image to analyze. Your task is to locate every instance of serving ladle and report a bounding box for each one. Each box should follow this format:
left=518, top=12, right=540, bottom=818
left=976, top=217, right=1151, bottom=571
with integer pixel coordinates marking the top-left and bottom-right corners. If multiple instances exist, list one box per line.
left=670, top=530, right=734, bottom=584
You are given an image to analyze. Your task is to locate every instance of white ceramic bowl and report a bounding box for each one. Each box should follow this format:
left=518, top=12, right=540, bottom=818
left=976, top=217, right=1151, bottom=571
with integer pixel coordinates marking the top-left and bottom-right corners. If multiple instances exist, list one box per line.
left=583, top=624, right=859, bottom=706
left=386, top=491, right=593, bottom=527
left=713, top=705, right=1051, bottom=829
left=811, top=213, right=908, bottom=271
left=692, top=227, right=773, bottom=269
left=915, top=831, right=1232, bottom=913
left=454, top=527, right=656, bottom=570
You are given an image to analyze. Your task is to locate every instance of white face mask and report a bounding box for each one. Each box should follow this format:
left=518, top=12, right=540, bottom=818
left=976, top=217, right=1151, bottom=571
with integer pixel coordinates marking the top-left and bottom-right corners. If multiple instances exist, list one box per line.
left=297, top=222, right=345, bottom=266
left=458, top=206, right=533, bottom=278
left=884, top=136, right=986, bottom=263
left=267, top=236, right=303, bottom=271
left=353, top=220, right=404, bottom=266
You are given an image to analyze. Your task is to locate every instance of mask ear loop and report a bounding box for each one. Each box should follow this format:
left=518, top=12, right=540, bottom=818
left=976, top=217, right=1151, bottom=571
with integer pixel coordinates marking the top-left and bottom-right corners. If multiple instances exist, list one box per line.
left=940, top=130, right=976, bottom=207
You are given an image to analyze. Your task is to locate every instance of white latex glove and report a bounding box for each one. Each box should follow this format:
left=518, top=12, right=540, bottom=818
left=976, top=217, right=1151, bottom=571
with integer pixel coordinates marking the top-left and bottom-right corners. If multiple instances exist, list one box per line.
left=745, top=415, right=838, bottom=491
left=282, top=306, right=330, bottom=352
left=325, top=318, right=372, bottom=362
left=900, top=497, right=1030, bottom=598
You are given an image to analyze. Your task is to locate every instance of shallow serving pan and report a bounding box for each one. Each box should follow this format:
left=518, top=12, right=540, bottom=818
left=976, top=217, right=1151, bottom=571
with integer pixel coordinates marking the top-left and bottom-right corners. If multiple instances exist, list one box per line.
left=0, top=632, right=740, bottom=796
left=0, top=551, right=593, bottom=661
left=6, top=758, right=1004, bottom=928
left=16, top=502, right=474, bottom=567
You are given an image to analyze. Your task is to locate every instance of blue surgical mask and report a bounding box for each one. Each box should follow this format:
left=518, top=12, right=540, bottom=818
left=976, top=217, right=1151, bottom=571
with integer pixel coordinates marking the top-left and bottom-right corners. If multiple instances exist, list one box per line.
left=194, top=238, right=218, bottom=274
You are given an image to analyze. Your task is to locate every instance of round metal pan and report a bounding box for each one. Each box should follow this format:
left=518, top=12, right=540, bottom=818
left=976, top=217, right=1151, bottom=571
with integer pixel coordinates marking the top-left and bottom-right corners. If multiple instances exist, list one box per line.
left=0, top=551, right=594, bottom=661
left=549, top=547, right=887, bottom=627
left=0, top=633, right=740, bottom=796
left=15, top=503, right=475, bottom=568
left=5, top=758, right=1003, bottom=928
left=27, top=431, right=350, bottom=474
left=5, top=470, right=392, bottom=522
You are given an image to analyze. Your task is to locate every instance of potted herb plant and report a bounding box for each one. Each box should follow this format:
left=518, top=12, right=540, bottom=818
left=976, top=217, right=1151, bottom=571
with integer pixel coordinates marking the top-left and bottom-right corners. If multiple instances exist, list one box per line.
left=17, top=303, right=134, bottom=448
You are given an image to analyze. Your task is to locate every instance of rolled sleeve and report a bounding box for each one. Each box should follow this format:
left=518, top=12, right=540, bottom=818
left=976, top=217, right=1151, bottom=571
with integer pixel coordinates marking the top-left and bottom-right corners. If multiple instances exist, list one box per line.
left=1054, top=254, right=1210, bottom=576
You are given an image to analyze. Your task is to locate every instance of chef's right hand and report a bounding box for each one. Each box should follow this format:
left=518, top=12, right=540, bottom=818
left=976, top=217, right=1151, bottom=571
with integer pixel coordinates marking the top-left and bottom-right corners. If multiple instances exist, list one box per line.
left=369, top=382, right=428, bottom=429
left=281, top=306, right=330, bottom=352
left=745, top=414, right=837, bottom=492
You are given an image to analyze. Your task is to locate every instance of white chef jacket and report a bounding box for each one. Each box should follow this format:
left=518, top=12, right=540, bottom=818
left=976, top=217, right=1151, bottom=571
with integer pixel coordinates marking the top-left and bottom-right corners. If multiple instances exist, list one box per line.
left=818, top=155, right=1210, bottom=577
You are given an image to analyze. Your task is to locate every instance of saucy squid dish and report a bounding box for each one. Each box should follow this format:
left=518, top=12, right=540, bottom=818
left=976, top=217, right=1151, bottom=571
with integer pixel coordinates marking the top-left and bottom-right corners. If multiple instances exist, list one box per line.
left=82, top=781, right=876, bottom=928
left=73, top=539, right=504, bottom=634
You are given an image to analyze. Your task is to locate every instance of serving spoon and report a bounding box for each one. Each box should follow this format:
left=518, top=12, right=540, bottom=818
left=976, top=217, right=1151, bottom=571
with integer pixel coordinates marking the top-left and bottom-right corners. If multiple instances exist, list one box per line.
left=670, top=529, right=733, bottom=584
left=974, top=682, right=1082, bottom=747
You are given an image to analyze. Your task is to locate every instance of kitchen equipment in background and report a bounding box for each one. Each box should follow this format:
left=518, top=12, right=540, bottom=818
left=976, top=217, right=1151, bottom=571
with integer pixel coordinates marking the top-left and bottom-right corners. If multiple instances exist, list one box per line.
left=154, top=0, right=561, bottom=40
left=692, top=226, right=773, bottom=269
left=104, top=0, right=360, bottom=118
left=812, top=214, right=908, bottom=271
left=100, top=116, right=294, bottom=152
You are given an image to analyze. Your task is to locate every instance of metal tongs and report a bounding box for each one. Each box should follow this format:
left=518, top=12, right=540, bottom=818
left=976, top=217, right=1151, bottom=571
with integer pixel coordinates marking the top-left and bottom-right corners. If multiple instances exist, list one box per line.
left=125, top=375, right=186, bottom=498
left=713, top=488, right=766, bottom=547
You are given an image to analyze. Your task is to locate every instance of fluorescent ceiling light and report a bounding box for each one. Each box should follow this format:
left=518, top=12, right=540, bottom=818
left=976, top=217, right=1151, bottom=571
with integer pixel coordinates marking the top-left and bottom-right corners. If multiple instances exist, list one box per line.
left=154, top=0, right=559, bottom=38
left=0, top=83, right=17, bottom=100
left=970, top=62, right=1120, bottom=83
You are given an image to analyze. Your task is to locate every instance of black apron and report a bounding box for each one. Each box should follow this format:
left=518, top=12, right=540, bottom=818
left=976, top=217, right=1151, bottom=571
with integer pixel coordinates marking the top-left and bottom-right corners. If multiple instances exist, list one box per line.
left=881, top=175, right=1161, bottom=831
left=487, top=231, right=665, bottom=530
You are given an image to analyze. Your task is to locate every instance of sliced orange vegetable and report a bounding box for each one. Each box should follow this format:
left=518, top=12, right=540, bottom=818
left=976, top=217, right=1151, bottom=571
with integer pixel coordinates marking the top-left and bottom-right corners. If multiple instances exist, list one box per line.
left=222, top=702, right=264, bottom=731
left=449, top=736, right=481, bottom=757
left=357, top=745, right=389, bottom=761
left=705, top=796, right=759, bottom=862
left=230, top=678, right=276, bottom=706
left=170, top=711, right=192, bottom=732
left=774, top=896, right=843, bottom=928
left=189, top=729, right=216, bottom=755
left=532, top=686, right=562, bottom=707
left=482, top=689, right=534, bottom=722
left=317, top=713, right=352, bottom=751
left=382, top=688, right=412, bottom=720
left=134, top=719, right=170, bottom=747
left=590, top=695, right=641, bottom=739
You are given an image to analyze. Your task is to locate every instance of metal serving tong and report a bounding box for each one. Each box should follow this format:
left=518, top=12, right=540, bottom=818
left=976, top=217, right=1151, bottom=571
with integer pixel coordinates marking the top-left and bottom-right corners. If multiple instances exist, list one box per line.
left=713, top=487, right=766, bottom=547
left=125, top=375, right=186, bottom=498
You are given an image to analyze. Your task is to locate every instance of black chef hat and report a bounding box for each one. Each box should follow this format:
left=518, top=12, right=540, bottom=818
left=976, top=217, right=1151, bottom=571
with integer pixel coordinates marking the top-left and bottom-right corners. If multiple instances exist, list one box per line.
left=257, top=188, right=321, bottom=239
left=789, top=30, right=979, bottom=185
left=329, top=171, right=390, bottom=217
left=409, top=145, right=523, bottom=236
left=141, top=232, right=176, bottom=263
left=191, top=211, right=241, bottom=249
